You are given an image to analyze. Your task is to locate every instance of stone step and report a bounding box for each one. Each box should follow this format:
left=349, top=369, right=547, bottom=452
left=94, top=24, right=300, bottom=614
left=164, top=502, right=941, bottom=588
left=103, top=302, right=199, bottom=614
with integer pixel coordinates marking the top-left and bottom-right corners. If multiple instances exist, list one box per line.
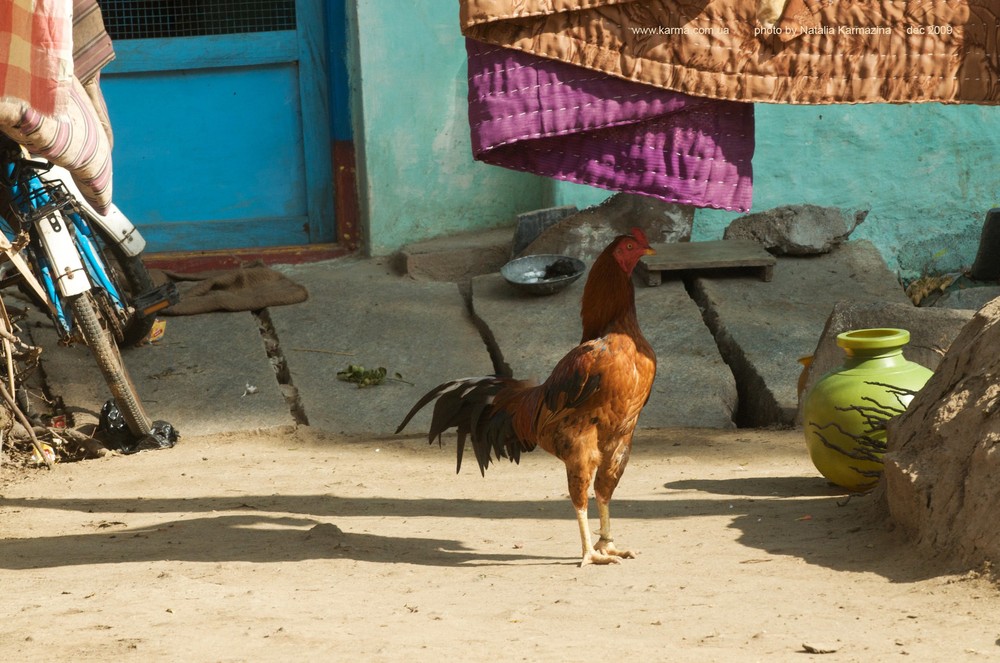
left=396, top=226, right=514, bottom=283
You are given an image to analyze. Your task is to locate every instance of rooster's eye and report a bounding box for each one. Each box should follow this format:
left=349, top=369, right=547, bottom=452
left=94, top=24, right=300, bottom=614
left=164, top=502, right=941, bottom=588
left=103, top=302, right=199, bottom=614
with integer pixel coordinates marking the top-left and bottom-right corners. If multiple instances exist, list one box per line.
left=626, top=242, right=634, bottom=250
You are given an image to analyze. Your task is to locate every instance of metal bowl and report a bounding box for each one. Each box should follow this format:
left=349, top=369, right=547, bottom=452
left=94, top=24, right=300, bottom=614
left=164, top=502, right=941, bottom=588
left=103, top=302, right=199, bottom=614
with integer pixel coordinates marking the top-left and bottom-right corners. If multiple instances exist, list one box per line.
left=501, top=254, right=586, bottom=296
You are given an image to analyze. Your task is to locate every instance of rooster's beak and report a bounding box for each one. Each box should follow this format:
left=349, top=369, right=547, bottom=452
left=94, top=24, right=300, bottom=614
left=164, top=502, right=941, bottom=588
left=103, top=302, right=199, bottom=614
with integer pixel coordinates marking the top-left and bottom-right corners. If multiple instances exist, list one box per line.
left=644, top=247, right=656, bottom=256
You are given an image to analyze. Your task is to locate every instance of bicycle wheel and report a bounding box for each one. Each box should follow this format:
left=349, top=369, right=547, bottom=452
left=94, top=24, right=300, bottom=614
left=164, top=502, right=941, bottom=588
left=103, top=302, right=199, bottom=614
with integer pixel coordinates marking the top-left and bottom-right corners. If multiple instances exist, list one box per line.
left=90, top=224, right=157, bottom=347
left=17, top=215, right=158, bottom=347
left=70, top=291, right=152, bottom=437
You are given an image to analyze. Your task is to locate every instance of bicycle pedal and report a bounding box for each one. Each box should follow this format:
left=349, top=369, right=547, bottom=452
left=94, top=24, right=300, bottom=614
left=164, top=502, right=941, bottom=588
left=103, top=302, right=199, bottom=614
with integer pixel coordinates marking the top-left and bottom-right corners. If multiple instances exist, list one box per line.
left=134, top=282, right=180, bottom=317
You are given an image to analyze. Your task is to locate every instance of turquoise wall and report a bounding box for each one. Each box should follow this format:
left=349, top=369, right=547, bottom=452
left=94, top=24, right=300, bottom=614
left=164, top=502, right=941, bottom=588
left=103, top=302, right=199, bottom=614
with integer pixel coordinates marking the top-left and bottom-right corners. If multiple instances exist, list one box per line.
left=349, top=1, right=547, bottom=256
left=693, top=104, right=1000, bottom=282
left=348, top=3, right=999, bottom=278
left=556, top=104, right=1000, bottom=282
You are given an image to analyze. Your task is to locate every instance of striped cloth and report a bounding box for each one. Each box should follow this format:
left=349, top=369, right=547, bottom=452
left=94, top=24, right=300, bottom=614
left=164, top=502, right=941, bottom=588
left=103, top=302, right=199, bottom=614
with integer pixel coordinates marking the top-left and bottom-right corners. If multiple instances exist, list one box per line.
left=73, top=0, right=116, bottom=148
left=0, top=76, right=115, bottom=214
left=0, top=0, right=115, bottom=213
left=17, top=77, right=113, bottom=212
left=72, top=0, right=115, bottom=84
left=0, top=0, right=73, bottom=116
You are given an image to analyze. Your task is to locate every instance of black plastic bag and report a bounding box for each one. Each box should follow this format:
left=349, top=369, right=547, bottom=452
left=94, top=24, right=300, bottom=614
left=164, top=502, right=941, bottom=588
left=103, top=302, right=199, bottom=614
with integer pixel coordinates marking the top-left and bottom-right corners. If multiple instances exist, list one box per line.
left=98, top=400, right=180, bottom=455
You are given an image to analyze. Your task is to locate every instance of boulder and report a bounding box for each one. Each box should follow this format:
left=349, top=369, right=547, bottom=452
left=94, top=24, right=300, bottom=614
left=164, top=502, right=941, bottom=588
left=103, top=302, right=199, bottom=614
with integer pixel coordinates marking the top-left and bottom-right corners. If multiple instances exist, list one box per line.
left=934, top=286, right=1000, bottom=311
left=519, top=193, right=693, bottom=261
left=879, top=299, right=1000, bottom=570
left=512, top=206, right=578, bottom=256
left=723, top=205, right=864, bottom=256
left=968, top=208, right=1000, bottom=281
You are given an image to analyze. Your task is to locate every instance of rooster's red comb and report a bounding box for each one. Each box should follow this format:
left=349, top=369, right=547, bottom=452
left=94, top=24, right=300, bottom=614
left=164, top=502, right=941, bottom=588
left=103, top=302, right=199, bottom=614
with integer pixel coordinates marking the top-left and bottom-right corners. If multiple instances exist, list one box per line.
left=629, top=227, right=650, bottom=247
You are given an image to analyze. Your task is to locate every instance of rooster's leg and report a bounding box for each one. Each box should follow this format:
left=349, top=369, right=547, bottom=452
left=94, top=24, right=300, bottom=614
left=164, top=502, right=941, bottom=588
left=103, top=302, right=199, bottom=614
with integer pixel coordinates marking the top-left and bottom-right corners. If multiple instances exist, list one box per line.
left=575, top=505, right=621, bottom=566
left=593, top=499, right=635, bottom=559
left=568, top=468, right=621, bottom=566
left=590, top=435, right=635, bottom=560
left=561, top=433, right=621, bottom=566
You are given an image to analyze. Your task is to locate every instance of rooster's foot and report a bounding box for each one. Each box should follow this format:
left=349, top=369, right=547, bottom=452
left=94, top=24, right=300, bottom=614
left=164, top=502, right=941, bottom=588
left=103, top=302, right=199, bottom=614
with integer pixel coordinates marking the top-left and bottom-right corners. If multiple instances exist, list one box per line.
left=595, top=537, right=635, bottom=560
left=580, top=539, right=635, bottom=566
left=580, top=549, right=623, bottom=566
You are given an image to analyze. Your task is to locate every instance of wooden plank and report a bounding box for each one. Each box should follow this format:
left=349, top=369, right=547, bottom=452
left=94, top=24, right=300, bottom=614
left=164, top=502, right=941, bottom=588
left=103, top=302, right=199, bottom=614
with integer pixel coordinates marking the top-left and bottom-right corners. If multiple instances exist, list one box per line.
left=639, top=239, right=776, bottom=286
left=643, top=239, right=776, bottom=270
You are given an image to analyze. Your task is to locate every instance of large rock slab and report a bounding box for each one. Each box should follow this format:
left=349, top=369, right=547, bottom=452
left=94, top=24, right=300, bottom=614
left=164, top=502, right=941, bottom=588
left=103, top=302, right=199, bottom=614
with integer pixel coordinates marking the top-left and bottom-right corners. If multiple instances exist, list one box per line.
left=969, top=208, right=1000, bottom=280
left=880, top=298, right=1000, bottom=570
left=799, top=301, right=973, bottom=420
left=723, top=204, right=863, bottom=255
left=29, top=310, right=292, bottom=437
left=520, top=193, right=694, bottom=261
left=272, top=259, right=493, bottom=436
left=689, top=240, right=910, bottom=427
left=471, top=271, right=737, bottom=428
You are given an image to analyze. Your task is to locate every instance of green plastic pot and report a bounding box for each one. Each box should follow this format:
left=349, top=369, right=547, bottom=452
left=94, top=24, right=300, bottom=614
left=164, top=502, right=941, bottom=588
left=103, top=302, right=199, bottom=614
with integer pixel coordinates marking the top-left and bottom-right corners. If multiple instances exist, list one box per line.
left=802, top=328, right=933, bottom=492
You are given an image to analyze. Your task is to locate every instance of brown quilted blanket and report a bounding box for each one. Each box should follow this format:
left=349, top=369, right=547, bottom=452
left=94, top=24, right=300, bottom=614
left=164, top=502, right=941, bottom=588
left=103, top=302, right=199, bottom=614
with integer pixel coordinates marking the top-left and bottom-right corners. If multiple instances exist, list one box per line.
left=461, top=0, right=1000, bottom=104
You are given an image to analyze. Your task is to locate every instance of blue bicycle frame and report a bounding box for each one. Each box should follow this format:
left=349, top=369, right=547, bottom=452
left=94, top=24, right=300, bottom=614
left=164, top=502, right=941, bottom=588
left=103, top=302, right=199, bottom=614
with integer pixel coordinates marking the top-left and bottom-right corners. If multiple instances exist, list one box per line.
left=3, top=159, right=129, bottom=339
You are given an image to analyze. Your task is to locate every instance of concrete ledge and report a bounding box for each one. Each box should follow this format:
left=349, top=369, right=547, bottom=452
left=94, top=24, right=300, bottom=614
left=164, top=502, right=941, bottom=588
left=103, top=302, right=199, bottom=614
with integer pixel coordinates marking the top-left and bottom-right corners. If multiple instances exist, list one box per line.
left=397, top=227, right=513, bottom=282
left=29, top=310, right=293, bottom=437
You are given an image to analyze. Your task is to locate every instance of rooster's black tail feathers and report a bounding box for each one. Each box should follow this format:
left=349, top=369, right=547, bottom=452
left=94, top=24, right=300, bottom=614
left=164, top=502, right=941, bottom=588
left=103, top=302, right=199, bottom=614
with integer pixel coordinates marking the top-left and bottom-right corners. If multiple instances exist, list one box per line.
left=396, top=377, right=530, bottom=476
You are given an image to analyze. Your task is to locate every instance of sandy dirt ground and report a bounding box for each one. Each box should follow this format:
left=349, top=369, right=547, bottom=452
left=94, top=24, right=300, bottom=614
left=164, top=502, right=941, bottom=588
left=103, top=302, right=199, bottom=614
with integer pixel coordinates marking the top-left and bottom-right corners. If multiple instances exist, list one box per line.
left=1, top=427, right=999, bottom=662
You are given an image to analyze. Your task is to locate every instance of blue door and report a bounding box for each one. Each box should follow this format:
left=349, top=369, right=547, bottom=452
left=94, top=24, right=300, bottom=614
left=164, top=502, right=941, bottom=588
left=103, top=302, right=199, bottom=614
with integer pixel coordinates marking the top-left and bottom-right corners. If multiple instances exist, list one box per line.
left=99, top=0, right=335, bottom=252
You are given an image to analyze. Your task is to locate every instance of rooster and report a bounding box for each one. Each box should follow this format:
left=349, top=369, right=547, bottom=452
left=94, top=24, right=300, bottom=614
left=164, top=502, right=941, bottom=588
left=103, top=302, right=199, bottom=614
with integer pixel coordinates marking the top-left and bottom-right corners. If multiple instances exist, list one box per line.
left=396, top=229, right=657, bottom=566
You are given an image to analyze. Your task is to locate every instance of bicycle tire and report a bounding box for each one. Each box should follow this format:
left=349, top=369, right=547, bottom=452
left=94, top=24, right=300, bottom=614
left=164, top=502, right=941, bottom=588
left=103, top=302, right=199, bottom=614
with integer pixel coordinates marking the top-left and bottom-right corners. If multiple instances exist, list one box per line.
left=18, top=215, right=158, bottom=348
left=70, top=292, right=152, bottom=437
left=90, top=225, right=157, bottom=347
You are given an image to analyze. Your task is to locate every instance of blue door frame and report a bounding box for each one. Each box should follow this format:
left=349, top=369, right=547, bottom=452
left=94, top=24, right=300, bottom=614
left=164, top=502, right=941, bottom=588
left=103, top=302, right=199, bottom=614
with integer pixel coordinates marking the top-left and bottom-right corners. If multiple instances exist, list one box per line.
left=100, top=1, right=336, bottom=253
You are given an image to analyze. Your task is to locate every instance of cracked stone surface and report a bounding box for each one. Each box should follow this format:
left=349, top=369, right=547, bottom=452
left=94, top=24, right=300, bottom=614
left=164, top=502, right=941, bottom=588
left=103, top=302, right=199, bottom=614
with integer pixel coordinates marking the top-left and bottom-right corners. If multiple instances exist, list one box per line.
left=689, top=240, right=911, bottom=427
left=271, top=259, right=493, bottom=436
left=471, top=271, right=738, bottom=429
left=29, top=309, right=292, bottom=437
left=25, top=242, right=911, bottom=440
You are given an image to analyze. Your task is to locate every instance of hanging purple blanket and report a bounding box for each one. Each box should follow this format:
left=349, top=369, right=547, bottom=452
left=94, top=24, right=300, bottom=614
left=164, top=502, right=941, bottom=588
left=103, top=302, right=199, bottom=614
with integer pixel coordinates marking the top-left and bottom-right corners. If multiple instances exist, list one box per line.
left=466, top=39, right=755, bottom=212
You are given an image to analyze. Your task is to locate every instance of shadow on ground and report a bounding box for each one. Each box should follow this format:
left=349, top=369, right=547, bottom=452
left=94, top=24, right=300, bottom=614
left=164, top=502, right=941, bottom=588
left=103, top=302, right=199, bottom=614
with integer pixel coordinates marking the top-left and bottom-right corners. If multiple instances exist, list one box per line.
left=663, top=475, right=954, bottom=584
left=0, top=475, right=950, bottom=581
left=0, top=509, right=569, bottom=569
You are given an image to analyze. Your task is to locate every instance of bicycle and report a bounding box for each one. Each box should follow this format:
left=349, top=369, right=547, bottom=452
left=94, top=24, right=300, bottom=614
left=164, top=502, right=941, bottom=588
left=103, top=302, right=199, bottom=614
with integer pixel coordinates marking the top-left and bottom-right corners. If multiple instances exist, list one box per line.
left=0, top=133, right=177, bottom=442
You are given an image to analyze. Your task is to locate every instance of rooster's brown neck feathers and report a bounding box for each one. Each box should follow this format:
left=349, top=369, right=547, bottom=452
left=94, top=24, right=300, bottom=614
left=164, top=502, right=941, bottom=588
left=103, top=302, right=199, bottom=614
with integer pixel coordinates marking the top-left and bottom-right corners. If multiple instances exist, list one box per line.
left=579, top=239, right=642, bottom=343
